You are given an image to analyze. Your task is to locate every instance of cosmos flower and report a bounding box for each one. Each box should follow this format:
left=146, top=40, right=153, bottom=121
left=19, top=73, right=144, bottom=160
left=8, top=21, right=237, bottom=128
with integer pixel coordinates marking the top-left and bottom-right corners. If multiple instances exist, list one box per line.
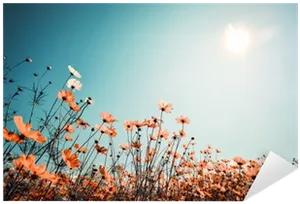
left=95, top=124, right=113, bottom=135
left=3, top=128, right=24, bottom=143
left=74, top=144, right=88, bottom=153
left=131, top=141, right=142, bottom=149
left=67, top=78, right=82, bottom=91
left=234, top=157, right=247, bottom=166
left=179, top=129, right=186, bottom=137
left=76, top=118, right=90, bottom=129
left=57, top=90, right=75, bottom=103
left=69, top=101, right=80, bottom=112
left=132, top=120, right=148, bottom=129
left=107, top=126, right=117, bottom=138
left=157, top=129, right=169, bottom=140
left=123, top=121, right=134, bottom=131
left=100, top=112, right=117, bottom=124
left=64, top=124, right=75, bottom=133
left=29, top=163, right=48, bottom=178
left=95, top=145, right=107, bottom=155
left=13, top=154, right=35, bottom=171
left=13, top=116, right=46, bottom=143
left=175, top=115, right=191, bottom=125
left=120, top=144, right=130, bottom=151
left=64, top=135, right=72, bottom=141
left=61, top=149, right=80, bottom=169
left=158, top=100, right=173, bottom=113
left=68, top=65, right=81, bottom=78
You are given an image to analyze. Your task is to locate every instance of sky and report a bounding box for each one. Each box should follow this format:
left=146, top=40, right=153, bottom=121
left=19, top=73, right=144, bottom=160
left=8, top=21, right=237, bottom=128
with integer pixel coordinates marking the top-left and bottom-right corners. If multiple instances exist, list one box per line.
left=3, top=4, right=298, bottom=163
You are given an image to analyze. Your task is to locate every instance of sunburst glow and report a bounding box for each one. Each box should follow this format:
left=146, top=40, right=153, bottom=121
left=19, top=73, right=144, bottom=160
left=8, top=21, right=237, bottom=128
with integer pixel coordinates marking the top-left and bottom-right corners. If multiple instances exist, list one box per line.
left=225, top=24, right=249, bottom=54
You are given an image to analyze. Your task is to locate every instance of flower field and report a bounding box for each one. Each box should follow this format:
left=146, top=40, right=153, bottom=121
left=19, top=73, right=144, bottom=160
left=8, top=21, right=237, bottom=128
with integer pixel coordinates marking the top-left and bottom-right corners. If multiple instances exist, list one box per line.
left=3, top=58, right=264, bottom=201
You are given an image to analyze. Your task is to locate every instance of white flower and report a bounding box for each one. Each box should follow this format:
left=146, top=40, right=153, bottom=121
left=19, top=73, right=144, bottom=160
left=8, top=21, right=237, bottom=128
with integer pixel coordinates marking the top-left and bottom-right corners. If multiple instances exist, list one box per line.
left=67, top=78, right=82, bottom=91
left=68, top=65, right=81, bottom=78
left=85, top=97, right=94, bottom=105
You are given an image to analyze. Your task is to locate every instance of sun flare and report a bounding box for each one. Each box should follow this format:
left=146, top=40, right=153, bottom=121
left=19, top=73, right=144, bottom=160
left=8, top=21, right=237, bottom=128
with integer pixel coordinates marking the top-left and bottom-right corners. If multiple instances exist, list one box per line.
left=225, top=24, right=249, bottom=54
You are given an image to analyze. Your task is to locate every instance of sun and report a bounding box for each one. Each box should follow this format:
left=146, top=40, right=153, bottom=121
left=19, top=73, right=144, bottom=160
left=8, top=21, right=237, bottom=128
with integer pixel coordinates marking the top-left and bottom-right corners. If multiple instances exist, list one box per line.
left=225, top=24, right=249, bottom=54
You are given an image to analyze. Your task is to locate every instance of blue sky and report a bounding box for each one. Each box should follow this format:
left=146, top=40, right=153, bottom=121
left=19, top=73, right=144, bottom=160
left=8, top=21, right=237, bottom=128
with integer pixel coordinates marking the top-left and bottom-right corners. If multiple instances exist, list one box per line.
left=3, top=4, right=298, bottom=163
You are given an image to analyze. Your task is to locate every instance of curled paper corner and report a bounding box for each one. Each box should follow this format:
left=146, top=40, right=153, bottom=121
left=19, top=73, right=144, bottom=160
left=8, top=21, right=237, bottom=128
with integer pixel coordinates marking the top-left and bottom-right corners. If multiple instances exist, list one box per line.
left=245, top=151, right=298, bottom=200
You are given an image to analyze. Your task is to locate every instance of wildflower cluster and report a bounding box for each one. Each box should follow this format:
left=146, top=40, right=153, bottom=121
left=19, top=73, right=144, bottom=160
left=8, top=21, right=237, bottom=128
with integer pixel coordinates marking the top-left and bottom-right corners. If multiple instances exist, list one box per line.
left=3, top=57, right=264, bottom=201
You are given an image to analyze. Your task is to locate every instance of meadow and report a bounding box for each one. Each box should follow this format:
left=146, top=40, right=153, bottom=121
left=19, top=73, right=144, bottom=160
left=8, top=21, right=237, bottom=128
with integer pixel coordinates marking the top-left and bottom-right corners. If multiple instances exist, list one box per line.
left=3, top=57, right=263, bottom=201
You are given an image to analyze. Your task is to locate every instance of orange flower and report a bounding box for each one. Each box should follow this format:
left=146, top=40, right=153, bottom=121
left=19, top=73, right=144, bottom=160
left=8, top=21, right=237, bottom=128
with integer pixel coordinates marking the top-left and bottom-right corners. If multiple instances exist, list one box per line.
left=64, top=124, right=75, bottom=133
left=14, top=116, right=46, bottom=143
left=145, top=119, right=157, bottom=129
left=123, top=120, right=134, bottom=131
left=76, top=118, right=90, bottom=129
left=64, top=135, right=72, bottom=141
left=69, top=101, right=80, bottom=112
left=57, top=90, right=75, bottom=103
left=74, top=144, right=88, bottom=153
left=3, top=128, right=23, bottom=143
left=217, top=163, right=227, bottom=172
left=95, top=144, right=107, bottom=155
left=100, top=112, right=117, bottom=124
left=158, top=100, right=173, bottom=113
left=202, top=149, right=209, bottom=155
left=244, top=167, right=259, bottom=180
left=40, top=172, right=60, bottom=183
left=96, top=124, right=112, bottom=135
left=131, top=141, right=142, bottom=149
left=13, top=154, right=59, bottom=183
left=120, top=144, right=130, bottom=151
left=99, top=165, right=113, bottom=183
left=179, top=129, right=186, bottom=137
left=198, top=161, right=207, bottom=169
left=216, top=149, right=221, bottom=153
left=175, top=115, right=190, bottom=124
left=61, top=149, right=80, bottom=169
left=29, top=163, right=48, bottom=178
left=157, top=129, right=169, bottom=140
left=149, top=134, right=157, bottom=141
left=151, top=116, right=163, bottom=124
left=233, top=157, right=246, bottom=166
left=249, top=160, right=259, bottom=168
left=107, top=126, right=117, bottom=138
left=74, top=143, right=80, bottom=149
left=99, top=165, right=107, bottom=175
left=132, top=120, right=148, bottom=128
left=13, top=154, right=35, bottom=170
